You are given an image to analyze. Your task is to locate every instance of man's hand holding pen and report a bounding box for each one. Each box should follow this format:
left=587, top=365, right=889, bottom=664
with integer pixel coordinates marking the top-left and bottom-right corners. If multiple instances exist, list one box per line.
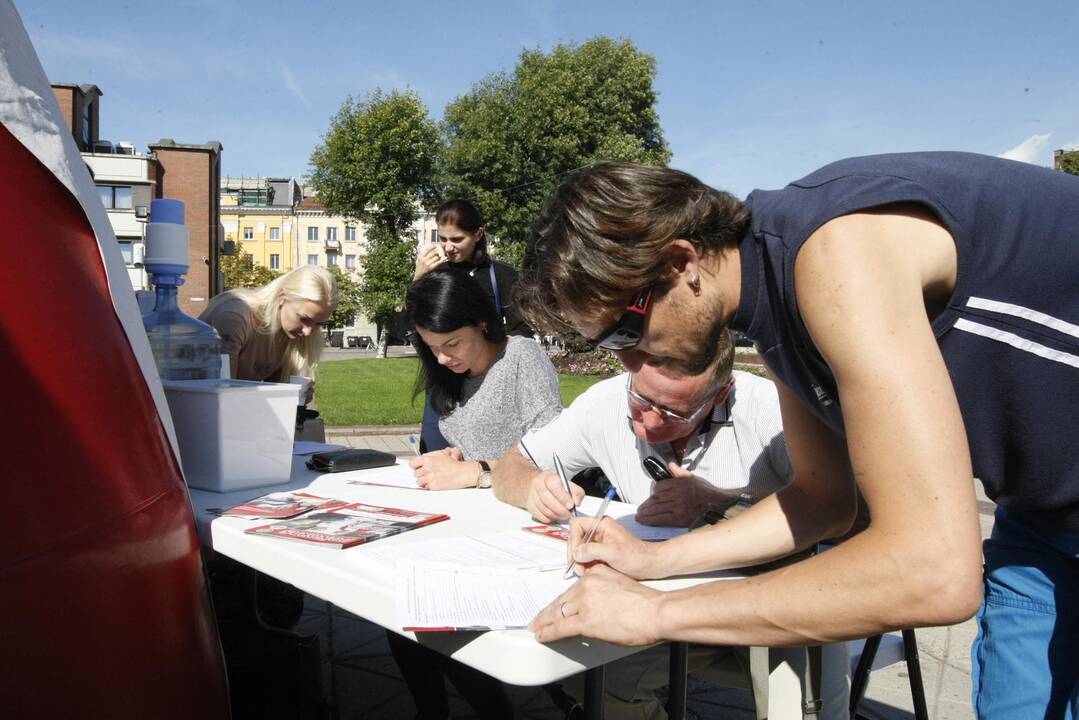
left=525, top=469, right=585, bottom=523
left=563, top=513, right=663, bottom=581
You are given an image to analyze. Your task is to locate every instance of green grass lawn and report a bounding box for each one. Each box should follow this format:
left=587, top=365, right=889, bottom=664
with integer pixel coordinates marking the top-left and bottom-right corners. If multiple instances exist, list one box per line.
left=315, top=357, right=607, bottom=426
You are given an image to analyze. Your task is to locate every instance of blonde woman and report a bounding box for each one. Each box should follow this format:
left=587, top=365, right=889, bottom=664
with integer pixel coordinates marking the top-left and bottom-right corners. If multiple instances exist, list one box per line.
left=199, top=265, right=337, bottom=401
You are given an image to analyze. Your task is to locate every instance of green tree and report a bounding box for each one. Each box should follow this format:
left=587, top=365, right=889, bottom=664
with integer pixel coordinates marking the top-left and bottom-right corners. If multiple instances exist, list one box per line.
left=325, top=265, right=364, bottom=335
left=220, top=242, right=278, bottom=289
left=1058, top=149, right=1079, bottom=176
left=309, top=89, right=441, bottom=354
left=442, top=36, right=670, bottom=266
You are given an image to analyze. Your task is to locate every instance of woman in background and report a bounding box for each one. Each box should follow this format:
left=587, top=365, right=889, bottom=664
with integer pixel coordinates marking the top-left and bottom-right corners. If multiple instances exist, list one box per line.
left=389, top=265, right=561, bottom=719
left=199, top=264, right=337, bottom=402
left=414, top=199, right=532, bottom=452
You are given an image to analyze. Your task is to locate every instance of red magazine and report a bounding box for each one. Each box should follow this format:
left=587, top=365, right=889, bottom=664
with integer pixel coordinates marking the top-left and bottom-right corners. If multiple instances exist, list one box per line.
left=247, top=503, right=450, bottom=549
left=223, top=491, right=347, bottom=520
left=523, top=525, right=569, bottom=542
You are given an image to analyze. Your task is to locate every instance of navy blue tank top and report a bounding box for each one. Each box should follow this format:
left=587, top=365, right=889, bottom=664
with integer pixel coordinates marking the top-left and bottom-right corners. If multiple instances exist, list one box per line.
left=731, top=152, right=1079, bottom=530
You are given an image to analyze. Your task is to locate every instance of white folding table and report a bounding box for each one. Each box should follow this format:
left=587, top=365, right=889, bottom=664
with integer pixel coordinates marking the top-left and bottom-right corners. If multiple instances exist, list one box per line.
left=190, top=457, right=723, bottom=718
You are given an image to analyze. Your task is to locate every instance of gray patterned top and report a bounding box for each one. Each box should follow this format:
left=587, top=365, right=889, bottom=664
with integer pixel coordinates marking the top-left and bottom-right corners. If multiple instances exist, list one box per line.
left=438, top=336, right=562, bottom=461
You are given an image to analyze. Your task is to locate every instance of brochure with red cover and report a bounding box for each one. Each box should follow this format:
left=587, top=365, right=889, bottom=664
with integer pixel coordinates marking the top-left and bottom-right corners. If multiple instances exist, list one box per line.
left=246, top=503, right=450, bottom=549
left=222, top=491, right=347, bottom=520
left=522, top=525, right=569, bottom=542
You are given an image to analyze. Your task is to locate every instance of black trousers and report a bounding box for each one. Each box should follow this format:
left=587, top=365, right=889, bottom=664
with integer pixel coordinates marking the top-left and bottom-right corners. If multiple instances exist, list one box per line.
left=386, top=630, right=515, bottom=719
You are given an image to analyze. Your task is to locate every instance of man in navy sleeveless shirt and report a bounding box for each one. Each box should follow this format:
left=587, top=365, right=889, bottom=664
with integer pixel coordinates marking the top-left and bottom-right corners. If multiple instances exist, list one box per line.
left=520, top=154, right=1079, bottom=719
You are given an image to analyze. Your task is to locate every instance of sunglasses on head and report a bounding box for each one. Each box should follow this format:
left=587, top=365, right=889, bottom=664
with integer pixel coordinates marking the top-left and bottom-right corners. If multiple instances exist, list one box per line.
left=589, top=286, right=654, bottom=351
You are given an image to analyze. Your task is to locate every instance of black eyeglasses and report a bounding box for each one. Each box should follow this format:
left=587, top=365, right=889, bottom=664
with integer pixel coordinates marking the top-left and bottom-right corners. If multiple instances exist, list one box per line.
left=589, top=286, right=654, bottom=351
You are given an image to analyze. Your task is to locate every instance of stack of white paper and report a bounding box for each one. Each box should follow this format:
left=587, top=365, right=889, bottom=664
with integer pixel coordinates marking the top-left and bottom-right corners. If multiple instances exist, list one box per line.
left=399, top=563, right=573, bottom=630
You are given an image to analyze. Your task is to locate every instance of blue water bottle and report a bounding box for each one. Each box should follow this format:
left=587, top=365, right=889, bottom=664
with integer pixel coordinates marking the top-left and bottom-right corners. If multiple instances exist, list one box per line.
left=141, top=198, right=222, bottom=380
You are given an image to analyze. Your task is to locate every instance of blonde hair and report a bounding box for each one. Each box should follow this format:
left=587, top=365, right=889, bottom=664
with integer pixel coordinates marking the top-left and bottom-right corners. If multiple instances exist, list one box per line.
left=208, top=265, right=338, bottom=380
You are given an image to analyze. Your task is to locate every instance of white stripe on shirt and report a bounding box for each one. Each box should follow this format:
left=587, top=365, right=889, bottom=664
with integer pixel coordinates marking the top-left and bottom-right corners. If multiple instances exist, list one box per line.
left=954, top=318, right=1079, bottom=370
left=966, top=296, right=1079, bottom=340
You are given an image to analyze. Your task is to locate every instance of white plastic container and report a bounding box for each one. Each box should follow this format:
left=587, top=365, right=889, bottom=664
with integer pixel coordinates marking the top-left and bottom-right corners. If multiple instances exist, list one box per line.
left=163, top=379, right=301, bottom=492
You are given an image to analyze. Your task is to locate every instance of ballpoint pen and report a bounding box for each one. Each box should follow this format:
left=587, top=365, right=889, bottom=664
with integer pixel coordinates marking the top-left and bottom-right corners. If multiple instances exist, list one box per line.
left=564, top=486, right=617, bottom=579
left=408, top=435, right=420, bottom=457
left=552, top=453, right=579, bottom=518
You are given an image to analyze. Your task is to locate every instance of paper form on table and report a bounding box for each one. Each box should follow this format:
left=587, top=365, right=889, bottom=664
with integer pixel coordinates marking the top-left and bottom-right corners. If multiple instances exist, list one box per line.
left=399, top=563, right=574, bottom=631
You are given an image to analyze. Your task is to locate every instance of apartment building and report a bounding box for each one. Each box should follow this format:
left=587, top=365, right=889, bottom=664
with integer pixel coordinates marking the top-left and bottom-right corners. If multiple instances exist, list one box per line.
left=220, top=176, right=302, bottom=273
left=51, top=83, right=224, bottom=317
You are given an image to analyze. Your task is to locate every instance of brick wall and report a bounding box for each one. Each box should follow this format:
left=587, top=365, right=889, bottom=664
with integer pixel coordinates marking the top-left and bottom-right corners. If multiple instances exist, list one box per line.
left=151, top=144, right=222, bottom=316
left=51, top=86, right=77, bottom=142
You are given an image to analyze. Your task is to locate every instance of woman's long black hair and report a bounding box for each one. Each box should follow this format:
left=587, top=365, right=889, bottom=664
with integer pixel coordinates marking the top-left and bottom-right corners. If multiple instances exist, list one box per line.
left=406, top=265, right=507, bottom=415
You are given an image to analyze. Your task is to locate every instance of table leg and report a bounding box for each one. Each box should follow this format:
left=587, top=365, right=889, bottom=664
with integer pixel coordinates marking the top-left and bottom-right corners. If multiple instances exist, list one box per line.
left=583, top=665, right=605, bottom=720
left=667, top=642, right=689, bottom=719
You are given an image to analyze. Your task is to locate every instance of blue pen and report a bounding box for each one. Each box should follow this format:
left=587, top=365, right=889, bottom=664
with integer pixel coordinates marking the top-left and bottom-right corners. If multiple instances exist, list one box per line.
left=564, top=486, right=617, bottom=579
left=552, top=453, right=579, bottom=518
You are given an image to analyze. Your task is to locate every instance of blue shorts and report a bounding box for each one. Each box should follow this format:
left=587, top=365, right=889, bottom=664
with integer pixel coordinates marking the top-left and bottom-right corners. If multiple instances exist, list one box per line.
left=972, top=507, right=1079, bottom=719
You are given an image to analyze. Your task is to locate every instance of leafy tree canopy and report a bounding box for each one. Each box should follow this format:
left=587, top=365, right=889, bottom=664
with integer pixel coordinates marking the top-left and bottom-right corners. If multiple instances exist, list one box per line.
left=1058, top=149, right=1079, bottom=176
left=309, top=89, right=440, bottom=336
left=441, top=36, right=670, bottom=264
left=220, top=242, right=278, bottom=289
left=325, top=265, right=363, bottom=333
left=309, top=89, right=441, bottom=236
left=354, top=225, right=417, bottom=334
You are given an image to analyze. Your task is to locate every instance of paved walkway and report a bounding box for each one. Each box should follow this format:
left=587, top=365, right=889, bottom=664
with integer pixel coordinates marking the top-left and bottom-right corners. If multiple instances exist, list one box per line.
left=320, top=425, right=991, bottom=719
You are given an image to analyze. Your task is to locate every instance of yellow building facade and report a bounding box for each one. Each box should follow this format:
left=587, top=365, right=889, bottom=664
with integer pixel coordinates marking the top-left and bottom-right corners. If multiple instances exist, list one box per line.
left=219, top=177, right=302, bottom=273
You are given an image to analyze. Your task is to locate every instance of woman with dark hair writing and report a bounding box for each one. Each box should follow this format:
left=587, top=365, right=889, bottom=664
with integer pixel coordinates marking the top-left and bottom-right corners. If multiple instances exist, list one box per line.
left=388, top=264, right=560, bottom=718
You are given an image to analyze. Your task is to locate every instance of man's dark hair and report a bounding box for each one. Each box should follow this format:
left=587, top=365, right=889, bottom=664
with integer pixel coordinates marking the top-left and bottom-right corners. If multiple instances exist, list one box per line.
left=517, top=161, right=750, bottom=333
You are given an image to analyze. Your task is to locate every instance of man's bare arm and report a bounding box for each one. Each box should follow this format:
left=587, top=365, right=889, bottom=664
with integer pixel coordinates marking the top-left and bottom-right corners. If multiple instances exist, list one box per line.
left=492, top=446, right=582, bottom=522
left=535, top=210, right=983, bottom=646
left=491, top=446, right=537, bottom=508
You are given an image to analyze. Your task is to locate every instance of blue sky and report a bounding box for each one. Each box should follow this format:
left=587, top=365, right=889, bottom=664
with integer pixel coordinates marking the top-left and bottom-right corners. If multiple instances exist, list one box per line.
left=17, top=0, right=1079, bottom=197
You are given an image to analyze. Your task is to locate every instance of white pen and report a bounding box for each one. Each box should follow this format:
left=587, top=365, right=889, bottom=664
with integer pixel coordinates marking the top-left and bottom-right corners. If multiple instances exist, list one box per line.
left=564, top=486, right=617, bottom=579
left=408, top=435, right=420, bottom=457
left=552, top=453, right=579, bottom=518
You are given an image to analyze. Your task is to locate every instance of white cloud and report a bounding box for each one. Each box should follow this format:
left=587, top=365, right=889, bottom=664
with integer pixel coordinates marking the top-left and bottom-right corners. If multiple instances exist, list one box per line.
left=998, top=133, right=1052, bottom=165
left=280, top=63, right=309, bottom=107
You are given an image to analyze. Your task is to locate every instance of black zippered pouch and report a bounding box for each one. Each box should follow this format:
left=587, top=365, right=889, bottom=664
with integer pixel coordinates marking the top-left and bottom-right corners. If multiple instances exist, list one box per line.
left=305, top=448, right=397, bottom=473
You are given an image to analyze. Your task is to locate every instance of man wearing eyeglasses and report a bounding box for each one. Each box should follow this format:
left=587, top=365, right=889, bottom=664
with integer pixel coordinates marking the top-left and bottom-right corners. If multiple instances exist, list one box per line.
left=518, top=155, right=1079, bottom=720
left=492, top=330, right=851, bottom=718
left=493, top=330, right=788, bottom=528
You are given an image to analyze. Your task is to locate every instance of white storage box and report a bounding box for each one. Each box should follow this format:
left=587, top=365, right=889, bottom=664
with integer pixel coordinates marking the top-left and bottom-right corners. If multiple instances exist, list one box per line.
left=163, top=379, right=301, bottom=492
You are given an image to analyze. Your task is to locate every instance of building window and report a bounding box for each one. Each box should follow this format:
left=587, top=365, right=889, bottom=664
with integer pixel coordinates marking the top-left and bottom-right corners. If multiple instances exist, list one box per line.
left=430, top=228, right=439, bottom=244
left=270, top=254, right=280, bottom=270
left=81, top=101, right=91, bottom=147
left=307, top=254, right=319, bottom=266
left=345, top=226, right=356, bottom=242
left=326, top=227, right=338, bottom=242
left=327, top=254, right=338, bottom=267
left=307, top=226, right=319, bottom=242
left=244, top=254, right=254, bottom=269
left=243, top=227, right=254, bottom=240
left=96, top=185, right=133, bottom=209
left=345, top=254, right=356, bottom=269
left=269, top=227, right=280, bottom=241
left=117, top=241, right=134, bottom=264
